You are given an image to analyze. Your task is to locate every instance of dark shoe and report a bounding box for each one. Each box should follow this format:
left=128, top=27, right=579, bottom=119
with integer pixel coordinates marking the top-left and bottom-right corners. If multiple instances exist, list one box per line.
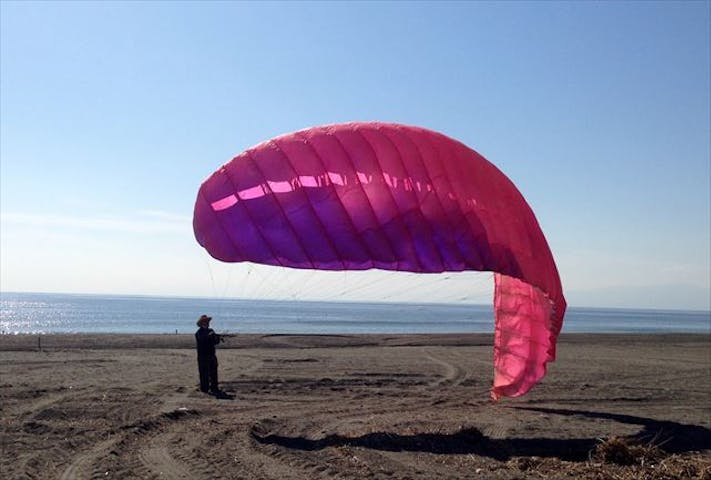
left=211, top=390, right=234, bottom=400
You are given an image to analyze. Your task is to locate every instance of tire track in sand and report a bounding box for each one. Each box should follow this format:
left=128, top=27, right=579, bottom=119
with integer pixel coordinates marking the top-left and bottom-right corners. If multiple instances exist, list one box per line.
left=139, top=444, right=194, bottom=479
left=425, top=351, right=467, bottom=388
left=87, top=408, right=208, bottom=480
left=58, top=438, right=118, bottom=480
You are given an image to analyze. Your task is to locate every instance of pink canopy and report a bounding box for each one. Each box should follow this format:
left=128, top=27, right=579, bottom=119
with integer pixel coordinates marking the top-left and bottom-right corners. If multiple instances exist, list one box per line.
left=193, top=122, right=566, bottom=399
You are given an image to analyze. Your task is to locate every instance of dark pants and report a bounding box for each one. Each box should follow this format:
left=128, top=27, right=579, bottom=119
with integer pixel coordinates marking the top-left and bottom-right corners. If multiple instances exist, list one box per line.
left=197, top=355, right=218, bottom=392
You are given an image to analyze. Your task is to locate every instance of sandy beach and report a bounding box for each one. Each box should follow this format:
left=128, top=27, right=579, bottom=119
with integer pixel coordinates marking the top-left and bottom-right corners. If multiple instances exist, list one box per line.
left=1, top=333, right=709, bottom=479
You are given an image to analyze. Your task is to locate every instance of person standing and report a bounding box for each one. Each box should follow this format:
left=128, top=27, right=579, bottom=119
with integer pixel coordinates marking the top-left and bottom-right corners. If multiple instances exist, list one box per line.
left=195, top=314, right=221, bottom=394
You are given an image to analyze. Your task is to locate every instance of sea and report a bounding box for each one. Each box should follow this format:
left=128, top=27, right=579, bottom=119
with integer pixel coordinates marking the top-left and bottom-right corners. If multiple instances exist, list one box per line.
left=0, top=292, right=709, bottom=335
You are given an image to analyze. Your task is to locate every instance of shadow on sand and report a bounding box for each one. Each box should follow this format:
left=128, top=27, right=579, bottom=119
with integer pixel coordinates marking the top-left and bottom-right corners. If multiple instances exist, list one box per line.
left=210, top=389, right=235, bottom=400
left=250, top=408, right=711, bottom=461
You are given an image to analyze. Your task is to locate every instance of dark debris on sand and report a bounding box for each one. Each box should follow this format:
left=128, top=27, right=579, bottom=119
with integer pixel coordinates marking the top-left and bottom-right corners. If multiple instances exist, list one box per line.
left=505, top=436, right=711, bottom=480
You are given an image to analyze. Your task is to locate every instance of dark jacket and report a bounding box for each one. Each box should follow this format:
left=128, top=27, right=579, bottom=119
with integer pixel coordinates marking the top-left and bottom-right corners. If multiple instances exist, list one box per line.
left=195, top=327, right=220, bottom=357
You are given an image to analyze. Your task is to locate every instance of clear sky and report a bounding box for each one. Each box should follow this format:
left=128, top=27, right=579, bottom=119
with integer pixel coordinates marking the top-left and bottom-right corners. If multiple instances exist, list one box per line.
left=1, top=1, right=709, bottom=310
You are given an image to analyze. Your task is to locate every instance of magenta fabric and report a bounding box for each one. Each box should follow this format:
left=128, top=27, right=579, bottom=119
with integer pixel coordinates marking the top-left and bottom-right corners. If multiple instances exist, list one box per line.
left=193, top=122, right=566, bottom=399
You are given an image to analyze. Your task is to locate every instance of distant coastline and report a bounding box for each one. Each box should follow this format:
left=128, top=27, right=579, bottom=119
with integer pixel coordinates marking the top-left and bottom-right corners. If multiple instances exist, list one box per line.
left=3, top=290, right=711, bottom=312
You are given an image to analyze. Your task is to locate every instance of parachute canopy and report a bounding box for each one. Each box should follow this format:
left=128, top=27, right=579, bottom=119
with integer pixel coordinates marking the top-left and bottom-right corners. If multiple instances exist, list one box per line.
left=193, top=122, right=566, bottom=399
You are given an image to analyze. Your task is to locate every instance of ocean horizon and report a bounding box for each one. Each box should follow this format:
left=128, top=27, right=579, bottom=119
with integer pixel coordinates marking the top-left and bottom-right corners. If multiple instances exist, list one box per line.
left=1, top=291, right=709, bottom=335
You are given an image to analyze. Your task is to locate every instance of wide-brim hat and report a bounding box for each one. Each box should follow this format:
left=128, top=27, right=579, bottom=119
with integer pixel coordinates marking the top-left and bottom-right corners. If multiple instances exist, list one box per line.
left=196, top=314, right=212, bottom=326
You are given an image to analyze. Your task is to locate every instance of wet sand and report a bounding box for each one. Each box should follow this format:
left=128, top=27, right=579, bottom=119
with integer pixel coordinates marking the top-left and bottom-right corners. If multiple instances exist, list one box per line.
left=1, top=333, right=709, bottom=479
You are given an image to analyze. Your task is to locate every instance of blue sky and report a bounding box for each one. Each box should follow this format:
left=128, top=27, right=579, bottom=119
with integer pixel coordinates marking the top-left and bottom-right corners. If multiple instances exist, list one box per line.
left=1, top=1, right=709, bottom=310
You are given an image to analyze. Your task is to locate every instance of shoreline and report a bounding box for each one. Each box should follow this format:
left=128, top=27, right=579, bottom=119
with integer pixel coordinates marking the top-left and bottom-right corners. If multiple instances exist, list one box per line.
left=0, top=331, right=707, bottom=351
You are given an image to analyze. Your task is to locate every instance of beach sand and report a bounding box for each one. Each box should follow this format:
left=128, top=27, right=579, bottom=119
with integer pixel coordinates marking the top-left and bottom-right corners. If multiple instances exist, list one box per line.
left=1, top=333, right=709, bottom=479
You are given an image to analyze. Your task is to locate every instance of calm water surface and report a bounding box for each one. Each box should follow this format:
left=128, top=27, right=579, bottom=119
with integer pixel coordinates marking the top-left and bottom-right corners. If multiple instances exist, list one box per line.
left=0, top=292, right=709, bottom=335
